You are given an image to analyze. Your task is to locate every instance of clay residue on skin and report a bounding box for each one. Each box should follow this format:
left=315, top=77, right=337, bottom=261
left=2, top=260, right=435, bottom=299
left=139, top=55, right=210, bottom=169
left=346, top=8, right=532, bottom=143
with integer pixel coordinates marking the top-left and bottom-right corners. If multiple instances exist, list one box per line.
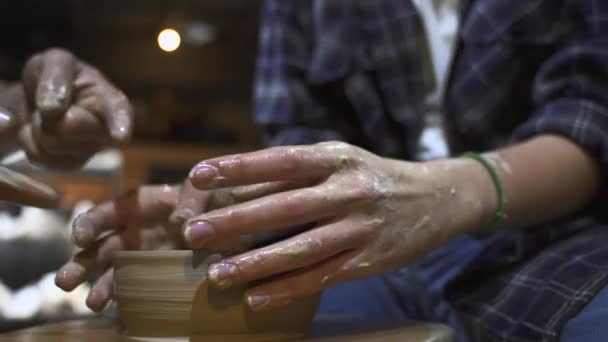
left=39, top=83, right=70, bottom=108
left=71, top=222, right=94, bottom=246
left=275, top=238, right=318, bottom=256
left=364, top=217, right=386, bottom=228
left=411, top=215, right=431, bottom=233
left=208, top=263, right=239, bottom=288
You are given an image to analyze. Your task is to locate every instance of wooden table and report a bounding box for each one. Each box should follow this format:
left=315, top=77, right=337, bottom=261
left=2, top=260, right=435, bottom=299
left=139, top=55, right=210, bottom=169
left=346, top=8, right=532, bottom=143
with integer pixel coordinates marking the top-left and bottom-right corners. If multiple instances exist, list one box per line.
left=0, top=317, right=453, bottom=341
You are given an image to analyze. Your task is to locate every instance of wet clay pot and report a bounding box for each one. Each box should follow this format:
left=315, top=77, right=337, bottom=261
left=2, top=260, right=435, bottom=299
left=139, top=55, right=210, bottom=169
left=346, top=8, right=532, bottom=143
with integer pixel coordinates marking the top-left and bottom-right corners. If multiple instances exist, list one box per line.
left=113, top=250, right=321, bottom=338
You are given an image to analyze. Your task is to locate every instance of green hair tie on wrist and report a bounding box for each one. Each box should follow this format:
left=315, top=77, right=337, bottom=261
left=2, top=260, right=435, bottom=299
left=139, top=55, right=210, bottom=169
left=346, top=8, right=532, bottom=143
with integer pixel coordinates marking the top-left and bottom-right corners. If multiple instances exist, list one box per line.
left=463, top=152, right=506, bottom=234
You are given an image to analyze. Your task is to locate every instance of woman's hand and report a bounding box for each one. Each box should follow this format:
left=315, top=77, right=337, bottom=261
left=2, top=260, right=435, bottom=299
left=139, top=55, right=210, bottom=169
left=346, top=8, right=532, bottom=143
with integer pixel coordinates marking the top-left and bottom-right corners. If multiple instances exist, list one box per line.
left=182, top=142, right=496, bottom=311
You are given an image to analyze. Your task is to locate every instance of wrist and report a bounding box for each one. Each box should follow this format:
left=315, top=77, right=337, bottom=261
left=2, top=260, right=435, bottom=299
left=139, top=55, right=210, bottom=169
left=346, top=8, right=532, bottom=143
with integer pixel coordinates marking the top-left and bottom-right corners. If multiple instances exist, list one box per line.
left=425, top=157, right=499, bottom=235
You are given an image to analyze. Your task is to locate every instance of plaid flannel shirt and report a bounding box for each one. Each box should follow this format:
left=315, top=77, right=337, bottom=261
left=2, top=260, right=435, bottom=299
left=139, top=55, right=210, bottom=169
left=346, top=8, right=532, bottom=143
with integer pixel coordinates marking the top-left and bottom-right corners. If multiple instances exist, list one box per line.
left=253, top=1, right=608, bottom=341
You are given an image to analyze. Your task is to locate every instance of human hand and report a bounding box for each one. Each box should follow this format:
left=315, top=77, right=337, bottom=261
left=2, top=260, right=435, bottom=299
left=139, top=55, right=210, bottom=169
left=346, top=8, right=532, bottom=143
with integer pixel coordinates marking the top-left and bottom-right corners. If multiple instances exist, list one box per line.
left=54, top=185, right=183, bottom=312
left=56, top=177, right=318, bottom=312
left=2, top=48, right=133, bottom=169
left=183, top=142, right=495, bottom=311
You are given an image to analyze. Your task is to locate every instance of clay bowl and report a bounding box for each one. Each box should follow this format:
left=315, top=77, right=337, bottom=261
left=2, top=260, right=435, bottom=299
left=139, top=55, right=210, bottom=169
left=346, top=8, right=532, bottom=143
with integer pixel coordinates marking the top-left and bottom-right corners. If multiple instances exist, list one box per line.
left=113, top=250, right=321, bottom=339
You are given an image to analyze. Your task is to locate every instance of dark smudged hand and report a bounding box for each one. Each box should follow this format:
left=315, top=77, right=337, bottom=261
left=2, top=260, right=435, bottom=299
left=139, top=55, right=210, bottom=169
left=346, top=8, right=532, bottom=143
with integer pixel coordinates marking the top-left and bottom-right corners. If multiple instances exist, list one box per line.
left=17, top=48, right=134, bottom=169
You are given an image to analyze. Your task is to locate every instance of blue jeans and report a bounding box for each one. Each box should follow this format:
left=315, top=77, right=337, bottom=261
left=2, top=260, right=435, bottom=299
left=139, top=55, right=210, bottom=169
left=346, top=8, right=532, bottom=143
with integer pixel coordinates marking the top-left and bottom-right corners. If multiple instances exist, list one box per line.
left=314, top=235, right=608, bottom=342
left=561, top=283, right=608, bottom=341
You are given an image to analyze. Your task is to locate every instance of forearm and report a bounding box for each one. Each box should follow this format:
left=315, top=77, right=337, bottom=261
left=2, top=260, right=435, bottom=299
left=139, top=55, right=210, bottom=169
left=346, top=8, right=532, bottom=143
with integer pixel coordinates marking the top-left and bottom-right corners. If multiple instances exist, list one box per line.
left=484, top=134, right=600, bottom=230
left=439, top=134, right=601, bottom=234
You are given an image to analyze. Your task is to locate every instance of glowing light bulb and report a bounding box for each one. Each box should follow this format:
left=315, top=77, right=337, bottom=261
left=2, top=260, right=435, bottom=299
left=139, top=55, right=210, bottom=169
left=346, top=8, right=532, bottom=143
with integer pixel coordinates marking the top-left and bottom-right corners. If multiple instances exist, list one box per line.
left=157, top=28, right=181, bottom=52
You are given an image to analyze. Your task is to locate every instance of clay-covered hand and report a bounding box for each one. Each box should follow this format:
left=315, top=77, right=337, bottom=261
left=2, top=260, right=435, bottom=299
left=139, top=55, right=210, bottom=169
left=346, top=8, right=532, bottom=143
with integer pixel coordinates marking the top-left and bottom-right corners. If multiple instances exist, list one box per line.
left=171, top=177, right=318, bottom=252
left=54, top=178, right=309, bottom=312
left=1, top=48, right=133, bottom=169
left=184, top=142, right=494, bottom=311
left=54, top=185, right=185, bottom=312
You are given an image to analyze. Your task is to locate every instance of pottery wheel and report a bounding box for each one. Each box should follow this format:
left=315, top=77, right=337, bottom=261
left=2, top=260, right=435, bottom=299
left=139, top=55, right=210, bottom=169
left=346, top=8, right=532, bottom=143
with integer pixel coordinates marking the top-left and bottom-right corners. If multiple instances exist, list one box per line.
left=0, top=316, right=454, bottom=341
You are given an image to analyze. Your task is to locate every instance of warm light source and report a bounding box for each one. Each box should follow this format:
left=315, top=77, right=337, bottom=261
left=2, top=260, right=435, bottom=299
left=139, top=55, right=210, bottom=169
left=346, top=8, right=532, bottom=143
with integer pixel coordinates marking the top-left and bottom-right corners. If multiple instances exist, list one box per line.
left=157, top=28, right=181, bottom=52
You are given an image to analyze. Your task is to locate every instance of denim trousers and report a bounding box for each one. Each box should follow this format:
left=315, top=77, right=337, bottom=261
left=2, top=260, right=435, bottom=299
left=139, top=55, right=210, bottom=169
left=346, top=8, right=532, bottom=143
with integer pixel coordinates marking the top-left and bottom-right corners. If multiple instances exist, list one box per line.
left=313, top=235, right=608, bottom=342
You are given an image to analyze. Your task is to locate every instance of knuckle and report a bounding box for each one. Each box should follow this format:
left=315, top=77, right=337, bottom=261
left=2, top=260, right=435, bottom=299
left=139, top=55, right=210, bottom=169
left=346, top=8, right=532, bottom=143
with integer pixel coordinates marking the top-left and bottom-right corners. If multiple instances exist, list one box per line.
left=317, top=141, right=362, bottom=167
left=360, top=221, right=382, bottom=240
left=344, top=185, right=381, bottom=204
left=316, top=140, right=349, bottom=150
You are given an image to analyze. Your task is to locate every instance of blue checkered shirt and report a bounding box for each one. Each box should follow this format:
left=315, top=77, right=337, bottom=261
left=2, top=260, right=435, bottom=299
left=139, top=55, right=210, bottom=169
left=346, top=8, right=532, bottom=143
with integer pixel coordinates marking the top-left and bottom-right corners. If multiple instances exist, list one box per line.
left=253, top=1, right=608, bottom=341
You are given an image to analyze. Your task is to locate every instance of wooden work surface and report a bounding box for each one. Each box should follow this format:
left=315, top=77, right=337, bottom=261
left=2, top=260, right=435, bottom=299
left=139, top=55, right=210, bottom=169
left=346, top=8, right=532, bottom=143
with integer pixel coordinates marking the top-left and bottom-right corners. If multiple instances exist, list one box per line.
left=0, top=317, right=453, bottom=341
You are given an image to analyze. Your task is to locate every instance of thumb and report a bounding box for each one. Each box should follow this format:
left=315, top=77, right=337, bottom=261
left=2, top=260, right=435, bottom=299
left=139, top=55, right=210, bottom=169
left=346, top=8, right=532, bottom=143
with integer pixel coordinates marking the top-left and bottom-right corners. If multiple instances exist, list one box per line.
left=0, top=166, right=60, bottom=208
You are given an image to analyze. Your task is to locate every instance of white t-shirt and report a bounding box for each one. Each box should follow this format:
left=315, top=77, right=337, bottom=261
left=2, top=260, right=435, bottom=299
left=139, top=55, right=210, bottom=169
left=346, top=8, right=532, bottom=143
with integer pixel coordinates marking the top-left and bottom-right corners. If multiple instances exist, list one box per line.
left=410, top=0, right=460, bottom=160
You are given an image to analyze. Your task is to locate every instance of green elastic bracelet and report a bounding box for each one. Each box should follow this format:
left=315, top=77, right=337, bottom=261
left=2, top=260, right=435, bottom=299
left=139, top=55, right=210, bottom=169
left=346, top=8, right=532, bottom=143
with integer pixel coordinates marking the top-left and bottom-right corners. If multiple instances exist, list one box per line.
left=463, top=152, right=506, bottom=233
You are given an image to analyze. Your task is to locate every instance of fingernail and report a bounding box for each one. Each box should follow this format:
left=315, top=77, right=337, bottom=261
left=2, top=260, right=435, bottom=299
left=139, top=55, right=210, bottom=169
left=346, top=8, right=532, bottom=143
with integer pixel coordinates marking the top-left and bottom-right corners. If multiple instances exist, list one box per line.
left=189, top=164, right=219, bottom=184
left=110, top=110, right=131, bottom=142
left=86, top=291, right=102, bottom=312
left=246, top=293, right=271, bottom=311
left=55, top=263, right=86, bottom=291
left=185, top=221, right=215, bottom=245
left=208, top=263, right=239, bottom=289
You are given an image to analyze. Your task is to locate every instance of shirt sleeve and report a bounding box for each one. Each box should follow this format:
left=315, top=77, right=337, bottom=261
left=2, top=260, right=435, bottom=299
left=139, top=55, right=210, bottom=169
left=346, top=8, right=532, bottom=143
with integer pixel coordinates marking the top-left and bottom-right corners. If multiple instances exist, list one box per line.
left=512, top=3, right=608, bottom=184
left=253, top=0, right=346, bottom=147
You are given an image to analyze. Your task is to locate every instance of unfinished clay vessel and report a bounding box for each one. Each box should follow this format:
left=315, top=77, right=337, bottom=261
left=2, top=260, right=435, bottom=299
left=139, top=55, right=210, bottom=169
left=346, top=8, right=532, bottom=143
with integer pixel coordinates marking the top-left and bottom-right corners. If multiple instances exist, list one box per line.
left=113, top=250, right=320, bottom=338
